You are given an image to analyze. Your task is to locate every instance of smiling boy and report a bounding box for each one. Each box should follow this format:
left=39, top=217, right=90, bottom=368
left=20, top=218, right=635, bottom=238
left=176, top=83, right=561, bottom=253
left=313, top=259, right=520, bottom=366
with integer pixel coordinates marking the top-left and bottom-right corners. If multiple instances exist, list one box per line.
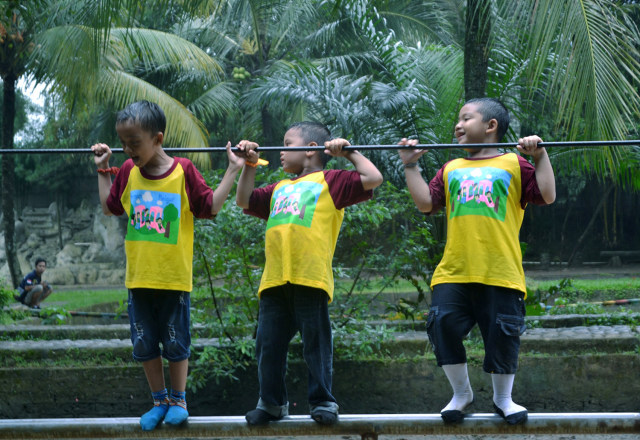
left=399, top=98, right=555, bottom=424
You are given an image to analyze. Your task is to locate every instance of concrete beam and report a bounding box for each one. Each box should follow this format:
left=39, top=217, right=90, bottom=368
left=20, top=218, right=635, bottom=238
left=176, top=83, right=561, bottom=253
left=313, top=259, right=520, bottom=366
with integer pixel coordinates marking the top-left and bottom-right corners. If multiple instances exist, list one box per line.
left=0, top=413, right=638, bottom=439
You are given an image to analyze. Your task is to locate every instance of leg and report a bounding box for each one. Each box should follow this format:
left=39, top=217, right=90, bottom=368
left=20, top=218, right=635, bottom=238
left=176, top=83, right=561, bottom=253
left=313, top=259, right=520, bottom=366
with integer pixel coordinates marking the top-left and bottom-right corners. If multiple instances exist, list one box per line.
left=294, top=286, right=338, bottom=425
left=491, top=373, right=528, bottom=424
left=142, top=357, right=166, bottom=392
left=426, top=284, right=476, bottom=422
left=139, top=356, right=170, bottom=431
left=165, top=359, right=189, bottom=425
left=24, top=285, right=44, bottom=308
left=128, top=289, right=167, bottom=431
left=158, top=291, right=192, bottom=426
left=37, top=283, right=53, bottom=305
left=440, top=363, right=474, bottom=423
left=475, top=286, right=527, bottom=423
left=246, top=286, right=296, bottom=425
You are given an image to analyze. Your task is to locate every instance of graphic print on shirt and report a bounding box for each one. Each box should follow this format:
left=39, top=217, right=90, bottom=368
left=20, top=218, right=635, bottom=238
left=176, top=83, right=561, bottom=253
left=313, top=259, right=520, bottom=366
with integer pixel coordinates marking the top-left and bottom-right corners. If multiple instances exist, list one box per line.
left=448, top=166, right=512, bottom=221
left=267, top=181, right=322, bottom=230
left=126, top=189, right=181, bottom=244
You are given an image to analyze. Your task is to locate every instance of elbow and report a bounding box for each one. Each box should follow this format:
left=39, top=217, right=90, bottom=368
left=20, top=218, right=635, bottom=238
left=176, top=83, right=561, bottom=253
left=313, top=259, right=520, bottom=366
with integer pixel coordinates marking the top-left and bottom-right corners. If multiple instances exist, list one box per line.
left=544, top=191, right=556, bottom=205
left=364, top=172, right=384, bottom=191
left=236, top=196, right=249, bottom=210
left=416, top=201, right=432, bottom=213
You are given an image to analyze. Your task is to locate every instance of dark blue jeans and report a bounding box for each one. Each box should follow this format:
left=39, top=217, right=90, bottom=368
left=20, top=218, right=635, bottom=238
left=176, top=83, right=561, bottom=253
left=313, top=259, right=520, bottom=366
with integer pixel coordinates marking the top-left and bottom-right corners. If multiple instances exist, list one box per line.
left=255, top=283, right=338, bottom=417
left=426, top=283, right=526, bottom=374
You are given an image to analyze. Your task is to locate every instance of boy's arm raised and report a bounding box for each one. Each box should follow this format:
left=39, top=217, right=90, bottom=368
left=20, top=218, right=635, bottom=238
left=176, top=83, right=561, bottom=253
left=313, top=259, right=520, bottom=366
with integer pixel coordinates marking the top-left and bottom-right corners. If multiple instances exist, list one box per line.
left=91, top=143, right=114, bottom=216
left=235, top=140, right=260, bottom=209
left=517, top=136, right=556, bottom=204
left=324, top=139, right=383, bottom=190
left=398, top=138, right=433, bottom=213
left=211, top=142, right=244, bottom=215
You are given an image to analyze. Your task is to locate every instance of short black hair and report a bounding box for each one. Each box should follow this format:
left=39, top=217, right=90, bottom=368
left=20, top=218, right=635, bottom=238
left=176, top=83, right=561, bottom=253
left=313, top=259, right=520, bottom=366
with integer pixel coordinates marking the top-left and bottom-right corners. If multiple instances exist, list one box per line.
left=116, top=100, right=166, bottom=135
left=287, top=121, right=332, bottom=166
left=35, top=258, right=46, bottom=266
left=465, top=98, right=510, bottom=141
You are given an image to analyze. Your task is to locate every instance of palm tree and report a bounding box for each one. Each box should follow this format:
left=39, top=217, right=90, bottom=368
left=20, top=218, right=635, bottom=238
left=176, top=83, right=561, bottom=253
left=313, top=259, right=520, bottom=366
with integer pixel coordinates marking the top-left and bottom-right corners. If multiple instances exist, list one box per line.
left=0, top=0, right=232, bottom=286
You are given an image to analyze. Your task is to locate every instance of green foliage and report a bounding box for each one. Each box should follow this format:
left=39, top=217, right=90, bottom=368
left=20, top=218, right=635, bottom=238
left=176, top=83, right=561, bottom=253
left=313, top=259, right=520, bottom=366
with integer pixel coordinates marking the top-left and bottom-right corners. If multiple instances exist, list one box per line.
left=0, top=280, right=21, bottom=324
left=39, top=307, right=72, bottom=325
left=525, top=278, right=573, bottom=315
left=549, top=300, right=606, bottom=315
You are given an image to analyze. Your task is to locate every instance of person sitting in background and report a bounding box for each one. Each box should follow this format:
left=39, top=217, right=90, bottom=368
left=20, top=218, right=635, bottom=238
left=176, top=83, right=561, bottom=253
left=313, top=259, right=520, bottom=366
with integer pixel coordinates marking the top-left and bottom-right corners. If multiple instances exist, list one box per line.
left=16, top=257, right=53, bottom=309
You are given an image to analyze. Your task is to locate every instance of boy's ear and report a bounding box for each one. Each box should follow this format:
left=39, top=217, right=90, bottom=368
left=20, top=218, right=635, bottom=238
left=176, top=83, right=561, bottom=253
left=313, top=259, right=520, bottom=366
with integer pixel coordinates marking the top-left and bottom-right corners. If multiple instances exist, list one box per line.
left=486, top=119, right=498, bottom=135
left=154, top=132, right=164, bottom=145
left=305, top=141, right=318, bottom=158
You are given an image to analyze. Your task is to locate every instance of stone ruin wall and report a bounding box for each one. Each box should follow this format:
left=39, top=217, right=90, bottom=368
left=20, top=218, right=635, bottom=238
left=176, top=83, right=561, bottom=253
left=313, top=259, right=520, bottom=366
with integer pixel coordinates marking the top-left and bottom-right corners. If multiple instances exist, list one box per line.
left=0, top=202, right=127, bottom=287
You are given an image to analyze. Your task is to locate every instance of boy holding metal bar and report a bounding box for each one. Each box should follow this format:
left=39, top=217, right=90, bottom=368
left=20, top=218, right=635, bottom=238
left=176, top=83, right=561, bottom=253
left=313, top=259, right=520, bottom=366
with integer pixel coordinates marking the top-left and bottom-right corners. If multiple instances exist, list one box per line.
left=235, top=122, right=383, bottom=426
left=91, top=100, right=244, bottom=431
left=399, top=98, right=556, bottom=424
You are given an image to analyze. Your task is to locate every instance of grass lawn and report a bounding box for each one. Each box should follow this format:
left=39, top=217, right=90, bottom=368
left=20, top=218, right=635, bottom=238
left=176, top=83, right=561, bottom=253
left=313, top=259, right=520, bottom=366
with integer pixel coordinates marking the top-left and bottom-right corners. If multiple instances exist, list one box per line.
left=48, top=289, right=127, bottom=310
left=45, top=276, right=640, bottom=312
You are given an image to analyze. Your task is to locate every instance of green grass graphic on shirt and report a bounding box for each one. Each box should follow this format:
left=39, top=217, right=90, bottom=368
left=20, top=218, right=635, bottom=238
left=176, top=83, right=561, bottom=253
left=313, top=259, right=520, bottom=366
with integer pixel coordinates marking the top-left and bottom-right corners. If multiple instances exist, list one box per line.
left=267, top=181, right=322, bottom=230
left=448, top=166, right=511, bottom=221
left=126, top=190, right=180, bottom=244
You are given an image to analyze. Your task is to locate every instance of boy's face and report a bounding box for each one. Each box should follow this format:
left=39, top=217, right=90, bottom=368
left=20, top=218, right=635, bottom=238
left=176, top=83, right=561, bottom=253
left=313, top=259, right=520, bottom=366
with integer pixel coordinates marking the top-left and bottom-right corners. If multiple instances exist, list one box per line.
left=35, top=261, right=46, bottom=275
left=116, top=121, right=163, bottom=169
left=455, top=102, right=491, bottom=151
left=280, top=128, right=309, bottom=174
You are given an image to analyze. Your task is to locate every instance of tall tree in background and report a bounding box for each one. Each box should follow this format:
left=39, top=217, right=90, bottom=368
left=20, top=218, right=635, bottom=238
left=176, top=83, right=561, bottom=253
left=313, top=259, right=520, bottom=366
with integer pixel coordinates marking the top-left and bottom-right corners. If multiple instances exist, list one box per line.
left=464, top=0, right=491, bottom=99
left=0, top=1, right=39, bottom=286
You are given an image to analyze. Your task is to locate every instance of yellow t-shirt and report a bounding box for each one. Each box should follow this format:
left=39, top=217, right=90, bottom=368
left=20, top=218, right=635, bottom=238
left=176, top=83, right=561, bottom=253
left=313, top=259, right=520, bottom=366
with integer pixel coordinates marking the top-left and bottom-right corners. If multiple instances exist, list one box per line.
left=245, top=170, right=372, bottom=302
left=430, top=153, right=541, bottom=294
left=107, top=157, right=213, bottom=291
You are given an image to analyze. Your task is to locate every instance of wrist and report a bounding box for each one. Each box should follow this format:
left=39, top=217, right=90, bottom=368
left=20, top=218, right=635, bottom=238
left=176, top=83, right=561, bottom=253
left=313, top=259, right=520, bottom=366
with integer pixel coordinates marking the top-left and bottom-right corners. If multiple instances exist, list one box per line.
left=404, top=162, right=419, bottom=169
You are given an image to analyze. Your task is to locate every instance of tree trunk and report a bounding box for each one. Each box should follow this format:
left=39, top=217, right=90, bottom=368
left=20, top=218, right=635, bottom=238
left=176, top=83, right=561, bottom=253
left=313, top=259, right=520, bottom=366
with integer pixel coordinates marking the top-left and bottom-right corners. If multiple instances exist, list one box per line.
left=464, top=0, right=491, bottom=99
left=1, top=73, right=20, bottom=287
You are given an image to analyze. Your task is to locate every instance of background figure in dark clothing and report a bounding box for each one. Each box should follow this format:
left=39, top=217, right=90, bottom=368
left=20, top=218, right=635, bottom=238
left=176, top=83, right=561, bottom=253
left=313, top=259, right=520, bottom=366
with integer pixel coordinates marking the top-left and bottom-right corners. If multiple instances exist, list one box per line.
left=16, top=258, right=53, bottom=309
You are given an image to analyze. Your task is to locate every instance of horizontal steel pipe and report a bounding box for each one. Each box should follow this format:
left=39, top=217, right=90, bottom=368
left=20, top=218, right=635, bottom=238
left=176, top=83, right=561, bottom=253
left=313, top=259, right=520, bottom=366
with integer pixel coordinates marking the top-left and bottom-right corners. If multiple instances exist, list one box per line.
left=0, top=413, right=638, bottom=439
left=1, top=139, right=639, bottom=154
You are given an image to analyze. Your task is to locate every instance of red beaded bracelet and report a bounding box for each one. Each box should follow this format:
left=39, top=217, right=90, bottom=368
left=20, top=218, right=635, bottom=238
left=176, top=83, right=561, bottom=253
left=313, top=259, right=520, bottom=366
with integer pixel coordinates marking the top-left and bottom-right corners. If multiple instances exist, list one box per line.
left=97, top=167, right=119, bottom=175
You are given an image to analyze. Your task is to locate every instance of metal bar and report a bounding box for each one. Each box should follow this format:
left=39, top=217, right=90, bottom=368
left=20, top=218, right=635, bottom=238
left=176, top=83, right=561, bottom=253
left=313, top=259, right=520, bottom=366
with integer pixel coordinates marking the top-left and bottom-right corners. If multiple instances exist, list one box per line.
left=1, top=139, right=639, bottom=154
left=0, top=413, right=638, bottom=439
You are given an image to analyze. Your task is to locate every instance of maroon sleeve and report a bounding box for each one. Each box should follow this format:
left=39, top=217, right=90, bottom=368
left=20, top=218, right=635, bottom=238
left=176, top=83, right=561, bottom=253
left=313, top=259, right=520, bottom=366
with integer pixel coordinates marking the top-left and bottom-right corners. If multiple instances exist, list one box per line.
left=324, top=169, right=373, bottom=209
left=426, top=164, right=447, bottom=215
left=518, top=155, right=546, bottom=208
left=105, top=159, right=134, bottom=216
left=244, top=182, right=278, bottom=220
left=179, top=158, right=214, bottom=219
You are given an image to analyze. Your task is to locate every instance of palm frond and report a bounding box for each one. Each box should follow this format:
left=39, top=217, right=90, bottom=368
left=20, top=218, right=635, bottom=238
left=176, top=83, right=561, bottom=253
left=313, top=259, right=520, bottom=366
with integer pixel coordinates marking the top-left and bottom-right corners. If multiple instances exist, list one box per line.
left=188, top=81, right=238, bottom=124
left=98, top=70, right=211, bottom=167
left=109, top=27, right=223, bottom=80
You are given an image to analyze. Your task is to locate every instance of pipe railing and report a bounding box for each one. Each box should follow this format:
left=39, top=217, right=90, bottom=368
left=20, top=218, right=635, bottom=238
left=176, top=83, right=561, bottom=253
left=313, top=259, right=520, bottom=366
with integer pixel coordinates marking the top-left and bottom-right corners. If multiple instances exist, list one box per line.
left=1, top=413, right=638, bottom=439
left=1, top=139, right=639, bottom=154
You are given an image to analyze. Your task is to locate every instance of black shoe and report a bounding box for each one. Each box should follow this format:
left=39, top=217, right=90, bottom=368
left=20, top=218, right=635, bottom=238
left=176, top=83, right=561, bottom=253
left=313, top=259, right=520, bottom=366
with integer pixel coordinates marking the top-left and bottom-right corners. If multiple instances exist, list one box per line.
left=441, top=409, right=465, bottom=423
left=440, top=399, right=473, bottom=424
left=493, top=403, right=528, bottom=425
left=311, top=410, right=338, bottom=425
left=245, top=409, right=281, bottom=426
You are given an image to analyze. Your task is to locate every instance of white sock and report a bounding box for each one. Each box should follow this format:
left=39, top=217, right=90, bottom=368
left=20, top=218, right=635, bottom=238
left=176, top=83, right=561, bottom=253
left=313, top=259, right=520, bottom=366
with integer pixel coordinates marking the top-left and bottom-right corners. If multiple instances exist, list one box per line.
left=491, top=373, right=527, bottom=416
left=441, top=363, right=473, bottom=412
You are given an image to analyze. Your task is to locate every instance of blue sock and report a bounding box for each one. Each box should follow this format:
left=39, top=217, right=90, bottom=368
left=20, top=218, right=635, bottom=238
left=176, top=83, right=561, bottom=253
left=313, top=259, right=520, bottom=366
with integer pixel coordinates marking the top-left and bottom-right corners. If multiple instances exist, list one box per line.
left=140, top=389, right=169, bottom=431
left=165, top=389, right=189, bottom=425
